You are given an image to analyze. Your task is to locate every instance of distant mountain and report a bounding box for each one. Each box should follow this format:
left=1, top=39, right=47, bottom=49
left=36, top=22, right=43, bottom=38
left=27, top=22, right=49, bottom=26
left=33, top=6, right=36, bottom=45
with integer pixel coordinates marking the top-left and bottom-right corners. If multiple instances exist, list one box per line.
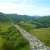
left=0, top=12, right=39, bottom=23
left=0, top=12, right=9, bottom=22
left=0, top=12, right=50, bottom=28
left=36, top=16, right=50, bottom=27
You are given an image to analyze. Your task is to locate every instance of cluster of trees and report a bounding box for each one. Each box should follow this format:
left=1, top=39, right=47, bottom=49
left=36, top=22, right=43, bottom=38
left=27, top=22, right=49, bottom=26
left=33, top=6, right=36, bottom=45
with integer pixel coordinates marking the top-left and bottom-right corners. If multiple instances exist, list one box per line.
left=0, top=26, right=29, bottom=50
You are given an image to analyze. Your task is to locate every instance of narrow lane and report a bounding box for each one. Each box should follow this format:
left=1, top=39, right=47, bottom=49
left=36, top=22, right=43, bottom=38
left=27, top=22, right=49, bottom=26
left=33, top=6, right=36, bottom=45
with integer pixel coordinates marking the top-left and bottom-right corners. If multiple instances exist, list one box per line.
left=14, top=25, right=50, bottom=50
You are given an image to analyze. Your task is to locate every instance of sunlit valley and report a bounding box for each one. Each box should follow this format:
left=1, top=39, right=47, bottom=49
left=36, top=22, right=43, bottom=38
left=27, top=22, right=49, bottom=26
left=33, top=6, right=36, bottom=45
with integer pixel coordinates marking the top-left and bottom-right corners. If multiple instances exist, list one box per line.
left=0, top=12, right=50, bottom=50
left=0, top=0, right=50, bottom=50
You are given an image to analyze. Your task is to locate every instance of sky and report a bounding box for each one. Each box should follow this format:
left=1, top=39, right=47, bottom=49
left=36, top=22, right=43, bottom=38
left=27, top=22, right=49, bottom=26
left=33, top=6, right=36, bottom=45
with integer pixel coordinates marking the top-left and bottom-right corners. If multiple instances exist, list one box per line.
left=0, top=0, right=50, bottom=16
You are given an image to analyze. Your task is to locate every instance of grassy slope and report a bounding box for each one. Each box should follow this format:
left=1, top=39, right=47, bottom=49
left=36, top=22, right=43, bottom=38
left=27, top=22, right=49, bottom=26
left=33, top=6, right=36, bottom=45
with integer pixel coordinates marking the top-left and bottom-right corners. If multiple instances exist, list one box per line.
left=0, top=23, right=30, bottom=50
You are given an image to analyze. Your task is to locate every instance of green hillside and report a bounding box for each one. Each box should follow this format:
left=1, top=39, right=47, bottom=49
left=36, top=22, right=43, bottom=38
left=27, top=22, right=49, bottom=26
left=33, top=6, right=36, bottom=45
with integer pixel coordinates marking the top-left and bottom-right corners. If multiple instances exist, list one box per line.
left=0, top=23, right=30, bottom=50
left=0, top=12, right=50, bottom=28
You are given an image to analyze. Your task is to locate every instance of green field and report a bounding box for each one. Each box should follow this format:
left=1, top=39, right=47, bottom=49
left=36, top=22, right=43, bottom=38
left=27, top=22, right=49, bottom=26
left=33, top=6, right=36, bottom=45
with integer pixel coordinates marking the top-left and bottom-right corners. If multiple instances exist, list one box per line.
left=32, top=28, right=50, bottom=47
left=0, top=23, right=30, bottom=50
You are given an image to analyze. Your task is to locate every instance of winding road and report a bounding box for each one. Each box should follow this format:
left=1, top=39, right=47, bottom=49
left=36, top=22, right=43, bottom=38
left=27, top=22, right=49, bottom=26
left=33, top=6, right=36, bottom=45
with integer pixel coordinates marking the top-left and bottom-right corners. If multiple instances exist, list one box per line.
left=14, top=25, right=50, bottom=50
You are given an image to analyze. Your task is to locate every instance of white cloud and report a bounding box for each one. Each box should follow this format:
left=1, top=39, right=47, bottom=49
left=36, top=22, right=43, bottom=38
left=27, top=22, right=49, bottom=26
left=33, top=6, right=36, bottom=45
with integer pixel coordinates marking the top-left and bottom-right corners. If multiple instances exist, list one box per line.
left=0, top=1, right=50, bottom=16
left=16, top=4, right=50, bottom=16
left=0, top=2, right=17, bottom=13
